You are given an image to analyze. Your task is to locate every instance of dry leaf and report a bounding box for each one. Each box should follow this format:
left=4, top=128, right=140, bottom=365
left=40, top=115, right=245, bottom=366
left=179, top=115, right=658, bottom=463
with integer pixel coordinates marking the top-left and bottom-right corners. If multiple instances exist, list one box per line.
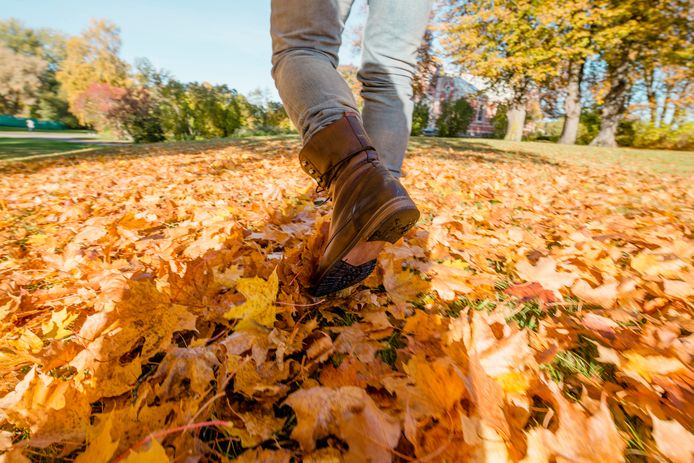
left=285, top=386, right=400, bottom=463
left=224, top=269, right=279, bottom=331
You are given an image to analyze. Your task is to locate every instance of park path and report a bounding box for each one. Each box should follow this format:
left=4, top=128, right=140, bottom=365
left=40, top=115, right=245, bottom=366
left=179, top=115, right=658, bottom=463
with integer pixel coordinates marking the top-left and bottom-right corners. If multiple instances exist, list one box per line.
left=0, top=130, right=125, bottom=145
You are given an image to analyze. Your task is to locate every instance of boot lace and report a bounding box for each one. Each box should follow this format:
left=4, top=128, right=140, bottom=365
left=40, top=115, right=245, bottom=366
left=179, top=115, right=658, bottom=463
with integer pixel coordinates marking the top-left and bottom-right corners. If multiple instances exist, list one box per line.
left=314, top=145, right=376, bottom=196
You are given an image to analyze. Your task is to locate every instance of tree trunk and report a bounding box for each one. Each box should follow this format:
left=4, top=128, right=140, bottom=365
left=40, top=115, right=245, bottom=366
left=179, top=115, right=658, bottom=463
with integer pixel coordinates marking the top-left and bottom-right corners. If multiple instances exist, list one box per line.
left=504, top=98, right=526, bottom=142
left=591, top=63, right=630, bottom=147
left=644, top=66, right=659, bottom=127
left=558, top=60, right=584, bottom=145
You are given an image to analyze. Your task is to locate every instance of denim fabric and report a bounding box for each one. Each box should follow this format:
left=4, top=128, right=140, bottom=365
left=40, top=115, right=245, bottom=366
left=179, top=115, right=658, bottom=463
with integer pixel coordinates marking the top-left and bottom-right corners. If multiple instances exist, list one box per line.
left=271, top=0, right=432, bottom=176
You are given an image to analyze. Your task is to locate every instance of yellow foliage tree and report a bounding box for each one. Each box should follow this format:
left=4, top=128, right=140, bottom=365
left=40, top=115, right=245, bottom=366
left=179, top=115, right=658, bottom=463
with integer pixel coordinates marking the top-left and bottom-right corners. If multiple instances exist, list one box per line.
left=56, top=18, right=129, bottom=122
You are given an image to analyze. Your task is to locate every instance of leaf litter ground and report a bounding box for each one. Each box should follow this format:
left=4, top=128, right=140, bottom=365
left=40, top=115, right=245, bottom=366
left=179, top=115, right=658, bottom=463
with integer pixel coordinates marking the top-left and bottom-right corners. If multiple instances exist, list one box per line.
left=0, top=138, right=692, bottom=462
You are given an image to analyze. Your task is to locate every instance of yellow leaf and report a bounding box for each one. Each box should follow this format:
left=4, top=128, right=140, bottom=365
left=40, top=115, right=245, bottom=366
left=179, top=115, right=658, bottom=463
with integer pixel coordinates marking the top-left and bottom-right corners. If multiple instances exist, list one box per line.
left=405, top=355, right=466, bottom=414
left=41, top=308, right=78, bottom=340
left=120, top=439, right=169, bottom=463
left=496, top=371, right=531, bottom=394
left=623, top=352, right=685, bottom=382
left=7, top=328, right=43, bottom=354
left=26, top=233, right=49, bottom=247
left=74, top=414, right=119, bottom=463
left=224, top=269, right=278, bottom=331
left=631, top=253, right=685, bottom=278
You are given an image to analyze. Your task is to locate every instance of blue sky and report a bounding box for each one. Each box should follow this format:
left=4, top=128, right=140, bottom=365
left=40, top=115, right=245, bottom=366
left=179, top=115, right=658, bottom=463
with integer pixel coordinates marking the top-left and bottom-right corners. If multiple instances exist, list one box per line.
left=4, top=0, right=365, bottom=99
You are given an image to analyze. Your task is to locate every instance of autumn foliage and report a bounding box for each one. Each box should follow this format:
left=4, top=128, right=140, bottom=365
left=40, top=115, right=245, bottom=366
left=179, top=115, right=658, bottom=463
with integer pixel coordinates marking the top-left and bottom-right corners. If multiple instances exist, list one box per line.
left=0, top=139, right=692, bottom=462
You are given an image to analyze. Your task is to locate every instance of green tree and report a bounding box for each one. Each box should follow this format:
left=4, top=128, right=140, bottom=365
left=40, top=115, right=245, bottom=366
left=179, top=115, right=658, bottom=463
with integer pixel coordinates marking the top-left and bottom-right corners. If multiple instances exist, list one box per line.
left=436, top=97, right=474, bottom=137
left=107, top=88, right=165, bottom=143
left=0, top=19, right=71, bottom=123
left=411, top=101, right=430, bottom=136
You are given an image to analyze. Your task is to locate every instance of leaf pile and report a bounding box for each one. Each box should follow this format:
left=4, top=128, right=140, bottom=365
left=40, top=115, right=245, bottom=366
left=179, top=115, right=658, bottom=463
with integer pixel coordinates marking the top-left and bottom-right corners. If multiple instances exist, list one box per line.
left=0, top=139, right=692, bottom=462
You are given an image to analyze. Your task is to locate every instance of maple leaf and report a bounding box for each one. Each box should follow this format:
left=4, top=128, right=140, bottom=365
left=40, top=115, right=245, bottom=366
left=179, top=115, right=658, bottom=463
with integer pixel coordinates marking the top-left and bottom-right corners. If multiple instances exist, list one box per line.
left=405, top=355, right=467, bottom=414
left=515, top=256, right=577, bottom=295
left=381, top=256, right=430, bottom=308
left=224, top=269, right=279, bottom=331
left=649, top=411, right=694, bottom=463
left=120, top=439, right=169, bottom=463
left=151, top=346, right=220, bottom=400
left=539, top=383, right=626, bottom=463
left=0, top=368, right=91, bottom=446
left=427, top=259, right=474, bottom=301
left=622, top=352, right=686, bottom=383
left=41, top=308, right=78, bottom=339
left=285, top=386, right=401, bottom=463
left=74, top=413, right=119, bottom=463
left=504, top=282, right=557, bottom=306
left=572, top=279, right=618, bottom=308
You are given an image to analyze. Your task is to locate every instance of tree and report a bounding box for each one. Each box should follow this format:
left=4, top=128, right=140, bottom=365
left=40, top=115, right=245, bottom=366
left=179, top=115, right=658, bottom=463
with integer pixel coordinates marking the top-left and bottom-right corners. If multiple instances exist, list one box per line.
left=590, top=0, right=691, bottom=147
left=411, top=101, right=430, bottom=136
left=71, top=83, right=127, bottom=132
left=441, top=0, right=562, bottom=141
left=543, top=0, right=597, bottom=145
left=56, top=19, right=129, bottom=121
left=436, top=97, right=474, bottom=137
left=107, top=88, right=165, bottom=143
left=412, top=28, right=440, bottom=101
left=0, top=45, right=47, bottom=115
left=0, top=19, right=70, bottom=122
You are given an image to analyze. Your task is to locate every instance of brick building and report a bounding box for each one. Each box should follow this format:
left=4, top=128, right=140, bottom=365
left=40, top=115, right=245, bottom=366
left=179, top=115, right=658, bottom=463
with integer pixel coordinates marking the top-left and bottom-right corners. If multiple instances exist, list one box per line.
left=423, top=72, right=502, bottom=137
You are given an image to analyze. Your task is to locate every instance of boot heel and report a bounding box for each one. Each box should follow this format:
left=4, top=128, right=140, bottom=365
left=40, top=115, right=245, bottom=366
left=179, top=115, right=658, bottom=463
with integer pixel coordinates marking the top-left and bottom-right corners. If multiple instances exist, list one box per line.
left=368, top=205, right=420, bottom=244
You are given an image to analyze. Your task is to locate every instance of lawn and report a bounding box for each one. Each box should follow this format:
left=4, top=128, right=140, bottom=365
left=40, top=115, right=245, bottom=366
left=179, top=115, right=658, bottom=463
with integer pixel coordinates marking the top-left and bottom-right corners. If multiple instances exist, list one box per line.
left=0, top=137, right=692, bottom=462
left=410, top=136, right=694, bottom=175
left=0, top=126, right=95, bottom=135
left=0, top=137, right=102, bottom=161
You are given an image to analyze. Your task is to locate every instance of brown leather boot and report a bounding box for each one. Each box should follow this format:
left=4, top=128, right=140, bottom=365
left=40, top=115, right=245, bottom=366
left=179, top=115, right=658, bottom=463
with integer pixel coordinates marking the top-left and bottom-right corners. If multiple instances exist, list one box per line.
left=300, top=112, right=420, bottom=296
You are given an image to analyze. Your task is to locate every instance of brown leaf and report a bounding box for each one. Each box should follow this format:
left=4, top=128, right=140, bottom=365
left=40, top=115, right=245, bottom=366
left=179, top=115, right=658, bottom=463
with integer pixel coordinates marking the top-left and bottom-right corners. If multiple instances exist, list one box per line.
left=285, top=386, right=401, bottom=463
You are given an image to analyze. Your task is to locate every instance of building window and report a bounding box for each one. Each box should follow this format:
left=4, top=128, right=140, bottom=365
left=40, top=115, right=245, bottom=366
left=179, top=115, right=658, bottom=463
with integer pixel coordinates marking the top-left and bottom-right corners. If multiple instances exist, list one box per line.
left=476, top=103, right=484, bottom=122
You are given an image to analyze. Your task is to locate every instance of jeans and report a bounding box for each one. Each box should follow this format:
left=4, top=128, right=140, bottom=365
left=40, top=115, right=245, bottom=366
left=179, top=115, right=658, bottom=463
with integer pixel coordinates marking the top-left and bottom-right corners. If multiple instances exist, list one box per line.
left=271, top=0, right=433, bottom=176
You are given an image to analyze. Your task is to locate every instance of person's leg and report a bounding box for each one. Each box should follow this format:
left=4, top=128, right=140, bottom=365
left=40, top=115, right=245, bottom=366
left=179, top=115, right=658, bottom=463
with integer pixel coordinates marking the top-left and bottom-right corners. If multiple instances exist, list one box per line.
left=359, top=0, right=433, bottom=176
left=271, top=0, right=423, bottom=297
left=271, top=0, right=357, bottom=141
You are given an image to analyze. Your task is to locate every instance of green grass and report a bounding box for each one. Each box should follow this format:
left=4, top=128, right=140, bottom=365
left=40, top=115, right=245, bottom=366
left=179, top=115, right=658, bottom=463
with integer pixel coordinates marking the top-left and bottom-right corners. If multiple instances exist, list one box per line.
left=0, top=126, right=95, bottom=135
left=0, top=138, right=102, bottom=161
left=410, top=137, right=694, bottom=175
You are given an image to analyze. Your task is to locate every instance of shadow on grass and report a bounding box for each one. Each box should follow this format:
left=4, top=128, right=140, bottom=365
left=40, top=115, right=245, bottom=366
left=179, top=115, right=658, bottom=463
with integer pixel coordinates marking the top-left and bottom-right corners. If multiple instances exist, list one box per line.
left=408, top=137, right=563, bottom=167
left=0, top=138, right=104, bottom=161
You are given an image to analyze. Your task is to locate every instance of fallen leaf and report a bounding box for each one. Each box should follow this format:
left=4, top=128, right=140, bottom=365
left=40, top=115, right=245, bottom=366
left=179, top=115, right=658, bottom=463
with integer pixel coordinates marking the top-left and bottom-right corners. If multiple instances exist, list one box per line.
left=285, top=386, right=400, bottom=463
left=120, top=439, right=169, bottom=463
left=224, top=269, right=279, bottom=331
left=516, top=257, right=577, bottom=295
left=649, top=411, right=694, bottom=463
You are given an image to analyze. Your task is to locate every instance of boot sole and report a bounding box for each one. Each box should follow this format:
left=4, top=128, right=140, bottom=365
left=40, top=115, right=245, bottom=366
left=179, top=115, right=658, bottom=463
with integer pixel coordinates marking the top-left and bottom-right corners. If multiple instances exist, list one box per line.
left=311, top=197, right=419, bottom=297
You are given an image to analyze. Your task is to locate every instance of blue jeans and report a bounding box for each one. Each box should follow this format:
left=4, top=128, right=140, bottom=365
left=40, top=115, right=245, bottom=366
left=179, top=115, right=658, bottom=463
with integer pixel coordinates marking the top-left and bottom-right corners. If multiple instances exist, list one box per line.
left=271, top=0, right=433, bottom=176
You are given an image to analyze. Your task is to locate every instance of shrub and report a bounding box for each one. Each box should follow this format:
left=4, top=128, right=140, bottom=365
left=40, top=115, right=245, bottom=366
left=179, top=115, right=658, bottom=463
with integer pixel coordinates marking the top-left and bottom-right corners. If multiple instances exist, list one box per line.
left=576, top=110, right=601, bottom=145
left=411, top=101, right=430, bottom=136
left=631, top=122, right=694, bottom=151
left=436, top=97, right=474, bottom=137
left=526, top=120, right=564, bottom=142
left=107, top=88, right=165, bottom=143
left=72, top=83, right=127, bottom=132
